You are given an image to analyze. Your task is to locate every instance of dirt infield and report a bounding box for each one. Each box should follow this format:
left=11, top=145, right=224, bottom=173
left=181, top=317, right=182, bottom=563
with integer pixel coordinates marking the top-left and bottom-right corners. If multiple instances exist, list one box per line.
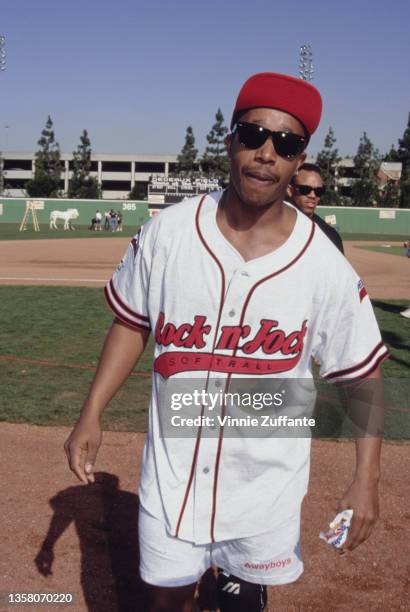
left=0, top=238, right=125, bottom=287
left=0, top=237, right=409, bottom=298
left=1, top=237, right=409, bottom=611
left=1, top=425, right=408, bottom=612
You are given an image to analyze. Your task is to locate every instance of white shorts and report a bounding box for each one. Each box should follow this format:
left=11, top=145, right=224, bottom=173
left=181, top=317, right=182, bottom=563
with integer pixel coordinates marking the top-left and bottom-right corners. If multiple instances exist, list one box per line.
left=139, top=505, right=303, bottom=587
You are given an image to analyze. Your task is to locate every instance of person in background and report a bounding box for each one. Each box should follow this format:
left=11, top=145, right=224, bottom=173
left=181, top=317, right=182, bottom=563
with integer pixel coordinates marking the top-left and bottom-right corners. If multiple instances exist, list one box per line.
left=110, top=209, right=118, bottom=232
left=104, top=212, right=110, bottom=231
left=95, top=210, right=102, bottom=231
left=288, top=162, right=344, bottom=254
left=116, top=210, right=123, bottom=232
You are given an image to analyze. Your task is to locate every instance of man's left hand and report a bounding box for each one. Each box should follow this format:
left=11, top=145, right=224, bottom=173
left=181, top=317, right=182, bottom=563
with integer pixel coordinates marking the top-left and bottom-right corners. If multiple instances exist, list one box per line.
left=337, top=476, right=379, bottom=552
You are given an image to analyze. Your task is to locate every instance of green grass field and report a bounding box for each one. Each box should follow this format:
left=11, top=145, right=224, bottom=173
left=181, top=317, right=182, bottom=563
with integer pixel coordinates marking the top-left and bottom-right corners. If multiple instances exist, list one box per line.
left=339, top=233, right=410, bottom=242
left=0, top=286, right=153, bottom=431
left=0, top=223, right=138, bottom=240
left=0, top=287, right=408, bottom=438
left=358, top=245, right=408, bottom=258
left=1, top=222, right=409, bottom=243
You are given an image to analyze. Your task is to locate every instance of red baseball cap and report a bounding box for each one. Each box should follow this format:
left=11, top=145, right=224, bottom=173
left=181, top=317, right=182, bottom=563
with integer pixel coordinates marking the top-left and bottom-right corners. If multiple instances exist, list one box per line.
left=231, top=72, right=322, bottom=135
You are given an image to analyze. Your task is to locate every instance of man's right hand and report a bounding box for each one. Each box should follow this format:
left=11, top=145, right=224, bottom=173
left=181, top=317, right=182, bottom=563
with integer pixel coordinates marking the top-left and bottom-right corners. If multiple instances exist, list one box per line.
left=63, top=319, right=149, bottom=484
left=64, top=416, right=102, bottom=484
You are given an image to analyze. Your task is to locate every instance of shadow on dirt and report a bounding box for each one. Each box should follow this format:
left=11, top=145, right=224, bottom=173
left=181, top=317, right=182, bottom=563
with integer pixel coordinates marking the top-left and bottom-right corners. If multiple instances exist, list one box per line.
left=35, top=472, right=143, bottom=611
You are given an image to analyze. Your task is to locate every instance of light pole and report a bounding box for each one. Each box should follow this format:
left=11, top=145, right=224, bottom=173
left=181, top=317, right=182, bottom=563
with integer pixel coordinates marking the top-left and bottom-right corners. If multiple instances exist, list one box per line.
left=0, top=36, right=6, bottom=195
left=0, top=155, right=3, bottom=196
left=0, top=35, right=5, bottom=71
left=299, top=44, right=314, bottom=81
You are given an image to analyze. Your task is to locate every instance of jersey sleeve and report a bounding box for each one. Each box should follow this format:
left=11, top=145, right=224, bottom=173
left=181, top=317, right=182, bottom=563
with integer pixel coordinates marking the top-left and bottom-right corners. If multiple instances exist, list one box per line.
left=104, top=226, right=151, bottom=332
left=312, top=268, right=389, bottom=381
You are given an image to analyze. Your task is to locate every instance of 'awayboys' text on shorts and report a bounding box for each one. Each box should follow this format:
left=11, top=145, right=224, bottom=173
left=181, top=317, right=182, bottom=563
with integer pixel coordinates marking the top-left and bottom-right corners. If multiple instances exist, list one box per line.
left=139, top=505, right=303, bottom=587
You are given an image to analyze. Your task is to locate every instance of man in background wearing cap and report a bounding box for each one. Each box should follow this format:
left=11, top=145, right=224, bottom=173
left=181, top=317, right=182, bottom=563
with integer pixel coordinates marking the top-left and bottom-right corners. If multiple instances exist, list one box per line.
left=65, top=72, right=387, bottom=611
left=288, top=162, right=344, bottom=253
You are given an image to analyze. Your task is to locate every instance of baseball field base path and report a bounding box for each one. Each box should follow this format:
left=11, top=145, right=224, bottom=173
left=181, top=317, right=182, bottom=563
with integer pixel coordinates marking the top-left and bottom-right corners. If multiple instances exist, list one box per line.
left=0, top=238, right=409, bottom=299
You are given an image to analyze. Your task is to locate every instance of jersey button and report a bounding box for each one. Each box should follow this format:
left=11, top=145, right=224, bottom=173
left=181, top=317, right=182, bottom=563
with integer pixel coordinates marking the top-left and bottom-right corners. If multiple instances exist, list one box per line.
left=214, top=380, right=221, bottom=388
left=241, top=271, right=250, bottom=277
left=203, top=467, right=210, bottom=474
left=228, top=309, right=236, bottom=317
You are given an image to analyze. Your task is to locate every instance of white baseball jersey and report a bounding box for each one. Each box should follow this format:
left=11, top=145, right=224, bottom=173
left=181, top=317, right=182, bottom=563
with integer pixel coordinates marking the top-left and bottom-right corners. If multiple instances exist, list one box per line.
left=104, top=191, right=388, bottom=545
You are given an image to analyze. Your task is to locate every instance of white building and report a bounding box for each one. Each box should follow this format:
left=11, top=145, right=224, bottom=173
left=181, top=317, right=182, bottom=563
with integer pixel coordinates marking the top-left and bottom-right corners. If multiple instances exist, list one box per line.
left=1, top=152, right=179, bottom=200
left=0, top=152, right=402, bottom=201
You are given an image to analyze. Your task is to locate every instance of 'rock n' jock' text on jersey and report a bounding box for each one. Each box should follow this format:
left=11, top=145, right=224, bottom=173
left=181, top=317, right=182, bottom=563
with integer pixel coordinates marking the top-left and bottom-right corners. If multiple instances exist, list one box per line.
left=104, top=191, right=388, bottom=545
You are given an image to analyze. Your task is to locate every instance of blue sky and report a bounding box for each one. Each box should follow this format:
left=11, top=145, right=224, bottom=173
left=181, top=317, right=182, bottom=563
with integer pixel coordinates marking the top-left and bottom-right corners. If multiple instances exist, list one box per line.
left=1, top=0, right=409, bottom=158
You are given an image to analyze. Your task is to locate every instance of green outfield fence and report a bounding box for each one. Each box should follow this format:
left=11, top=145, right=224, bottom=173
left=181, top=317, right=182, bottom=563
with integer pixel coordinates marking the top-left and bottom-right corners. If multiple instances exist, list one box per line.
left=0, top=197, right=150, bottom=227
left=0, top=198, right=410, bottom=237
left=315, top=205, right=410, bottom=237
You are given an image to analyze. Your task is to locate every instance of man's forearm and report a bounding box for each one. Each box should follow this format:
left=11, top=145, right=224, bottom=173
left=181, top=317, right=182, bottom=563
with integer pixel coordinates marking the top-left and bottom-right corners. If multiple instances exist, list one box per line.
left=354, top=436, right=382, bottom=482
left=80, top=319, right=150, bottom=421
left=347, top=366, right=384, bottom=479
left=337, top=367, right=384, bottom=550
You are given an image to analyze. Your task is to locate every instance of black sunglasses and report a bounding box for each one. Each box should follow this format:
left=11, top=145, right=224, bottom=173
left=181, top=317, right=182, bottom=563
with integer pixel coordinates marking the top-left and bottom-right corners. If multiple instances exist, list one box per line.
left=235, top=122, right=308, bottom=159
left=294, top=184, right=325, bottom=197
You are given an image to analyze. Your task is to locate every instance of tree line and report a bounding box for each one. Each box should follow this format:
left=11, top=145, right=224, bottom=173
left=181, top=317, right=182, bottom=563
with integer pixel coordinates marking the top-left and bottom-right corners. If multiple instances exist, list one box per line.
left=3, top=109, right=410, bottom=207
left=177, top=109, right=410, bottom=208
left=23, top=117, right=101, bottom=200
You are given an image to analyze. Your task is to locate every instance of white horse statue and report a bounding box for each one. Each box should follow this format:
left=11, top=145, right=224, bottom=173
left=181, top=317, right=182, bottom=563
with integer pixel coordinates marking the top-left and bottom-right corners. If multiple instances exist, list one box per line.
left=49, top=208, right=79, bottom=230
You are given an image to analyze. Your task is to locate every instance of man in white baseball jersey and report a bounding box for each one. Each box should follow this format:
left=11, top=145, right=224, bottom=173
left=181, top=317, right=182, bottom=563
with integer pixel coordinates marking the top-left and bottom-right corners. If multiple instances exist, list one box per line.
left=65, top=73, right=387, bottom=611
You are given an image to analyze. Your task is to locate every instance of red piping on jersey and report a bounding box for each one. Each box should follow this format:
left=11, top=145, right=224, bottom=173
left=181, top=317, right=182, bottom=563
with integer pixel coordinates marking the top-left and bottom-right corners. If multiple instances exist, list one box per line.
left=175, top=195, right=227, bottom=539
left=347, top=350, right=389, bottom=382
left=210, top=375, right=230, bottom=541
left=238, top=221, right=316, bottom=329
left=108, top=279, right=151, bottom=323
left=210, top=218, right=316, bottom=541
left=324, top=341, right=386, bottom=380
left=330, top=347, right=389, bottom=383
left=104, top=286, right=151, bottom=331
left=113, top=317, right=150, bottom=335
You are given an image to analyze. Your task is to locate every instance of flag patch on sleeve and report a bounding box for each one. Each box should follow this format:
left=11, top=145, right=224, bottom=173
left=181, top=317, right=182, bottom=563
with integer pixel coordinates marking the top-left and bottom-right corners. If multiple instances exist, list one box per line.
left=131, top=228, right=141, bottom=257
left=357, top=279, right=368, bottom=302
